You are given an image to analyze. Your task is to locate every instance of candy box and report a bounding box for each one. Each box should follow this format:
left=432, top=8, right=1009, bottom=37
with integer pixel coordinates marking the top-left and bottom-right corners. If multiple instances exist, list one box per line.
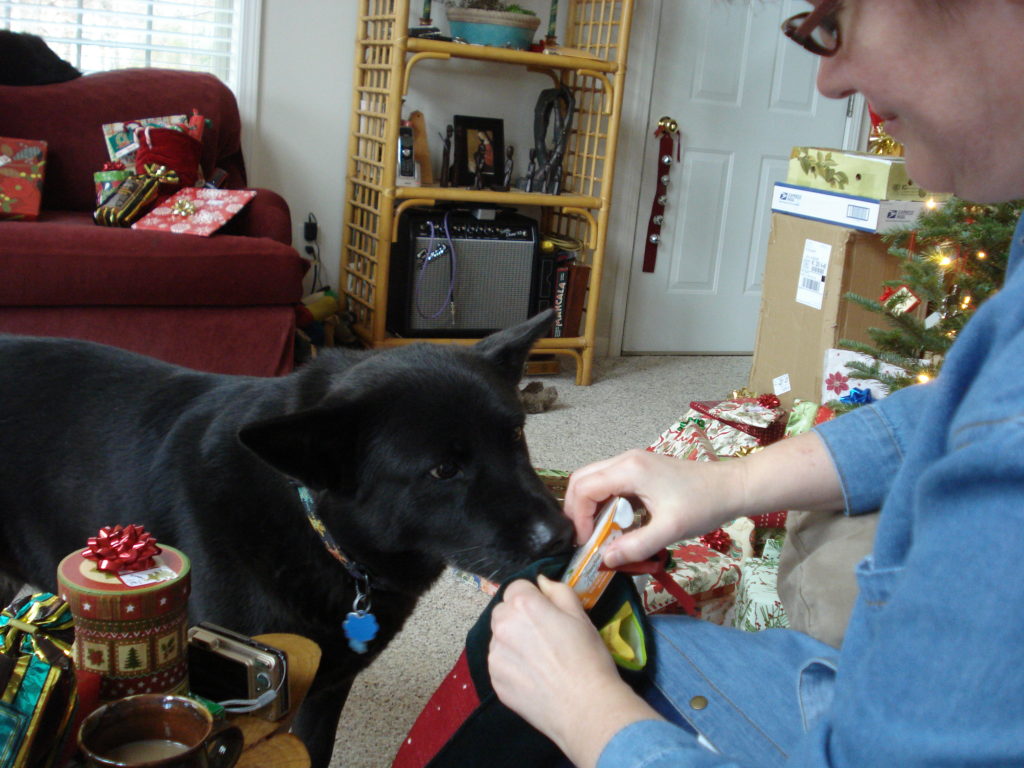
left=787, top=147, right=949, bottom=202
left=57, top=527, right=191, bottom=701
left=0, top=138, right=47, bottom=221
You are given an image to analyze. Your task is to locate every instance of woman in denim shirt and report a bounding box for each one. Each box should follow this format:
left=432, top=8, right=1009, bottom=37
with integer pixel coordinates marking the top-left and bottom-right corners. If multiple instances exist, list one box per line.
left=489, top=1, right=1024, bottom=765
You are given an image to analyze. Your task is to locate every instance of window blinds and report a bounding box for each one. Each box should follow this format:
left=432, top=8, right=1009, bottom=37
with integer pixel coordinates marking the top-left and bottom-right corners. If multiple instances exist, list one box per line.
left=1, top=0, right=243, bottom=90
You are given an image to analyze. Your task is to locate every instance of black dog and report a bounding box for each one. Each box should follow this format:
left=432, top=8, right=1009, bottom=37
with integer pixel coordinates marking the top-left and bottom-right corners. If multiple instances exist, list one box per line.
left=0, top=310, right=573, bottom=767
left=0, top=31, right=80, bottom=86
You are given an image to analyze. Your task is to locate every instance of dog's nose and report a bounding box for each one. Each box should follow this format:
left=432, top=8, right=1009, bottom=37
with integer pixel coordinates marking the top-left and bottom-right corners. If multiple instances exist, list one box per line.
left=531, top=515, right=575, bottom=557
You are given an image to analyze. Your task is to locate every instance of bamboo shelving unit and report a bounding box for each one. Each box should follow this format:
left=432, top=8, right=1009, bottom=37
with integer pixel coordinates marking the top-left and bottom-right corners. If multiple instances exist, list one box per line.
left=340, top=0, right=634, bottom=385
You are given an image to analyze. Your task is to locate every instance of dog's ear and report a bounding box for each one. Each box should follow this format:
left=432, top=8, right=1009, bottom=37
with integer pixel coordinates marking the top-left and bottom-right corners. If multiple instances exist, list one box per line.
left=238, top=408, right=352, bottom=491
left=474, top=309, right=555, bottom=386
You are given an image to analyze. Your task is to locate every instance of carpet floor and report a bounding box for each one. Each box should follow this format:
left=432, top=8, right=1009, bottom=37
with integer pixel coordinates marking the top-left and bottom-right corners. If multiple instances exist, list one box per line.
left=329, top=354, right=752, bottom=767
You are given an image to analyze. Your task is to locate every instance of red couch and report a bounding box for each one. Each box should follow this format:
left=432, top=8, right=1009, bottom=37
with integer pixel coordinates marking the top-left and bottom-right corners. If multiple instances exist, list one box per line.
left=0, top=68, right=308, bottom=376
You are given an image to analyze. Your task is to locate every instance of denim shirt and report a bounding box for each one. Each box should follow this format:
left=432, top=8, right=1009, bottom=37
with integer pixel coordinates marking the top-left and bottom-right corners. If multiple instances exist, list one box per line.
left=599, top=214, right=1024, bottom=766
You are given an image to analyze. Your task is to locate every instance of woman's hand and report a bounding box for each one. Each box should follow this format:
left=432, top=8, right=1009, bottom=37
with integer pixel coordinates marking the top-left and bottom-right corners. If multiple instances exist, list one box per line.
left=563, top=432, right=844, bottom=569
left=563, top=449, right=742, bottom=568
left=489, top=575, right=661, bottom=768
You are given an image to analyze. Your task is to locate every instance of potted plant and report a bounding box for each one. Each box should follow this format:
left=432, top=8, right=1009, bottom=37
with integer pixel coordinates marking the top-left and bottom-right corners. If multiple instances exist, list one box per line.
left=445, top=1, right=541, bottom=50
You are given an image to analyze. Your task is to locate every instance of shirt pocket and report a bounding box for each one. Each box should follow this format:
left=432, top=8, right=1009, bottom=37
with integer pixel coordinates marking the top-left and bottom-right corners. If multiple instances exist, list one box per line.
left=855, top=554, right=903, bottom=609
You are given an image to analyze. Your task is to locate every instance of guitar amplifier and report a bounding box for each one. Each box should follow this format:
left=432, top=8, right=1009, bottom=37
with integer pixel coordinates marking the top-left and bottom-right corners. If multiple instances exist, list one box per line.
left=387, top=208, right=552, bottom=337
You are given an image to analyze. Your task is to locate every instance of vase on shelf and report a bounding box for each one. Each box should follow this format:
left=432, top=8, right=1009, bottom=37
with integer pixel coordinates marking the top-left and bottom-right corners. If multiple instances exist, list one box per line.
left=445, top=6, right=541, bottom=50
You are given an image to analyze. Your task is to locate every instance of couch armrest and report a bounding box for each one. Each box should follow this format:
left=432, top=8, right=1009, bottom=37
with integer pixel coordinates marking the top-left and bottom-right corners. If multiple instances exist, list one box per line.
left=223, top=188, right=293, bottom=245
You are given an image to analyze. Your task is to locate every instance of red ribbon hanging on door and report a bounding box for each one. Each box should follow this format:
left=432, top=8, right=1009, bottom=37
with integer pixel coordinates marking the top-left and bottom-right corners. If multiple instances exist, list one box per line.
left=642, top=117, right=681, bottom=273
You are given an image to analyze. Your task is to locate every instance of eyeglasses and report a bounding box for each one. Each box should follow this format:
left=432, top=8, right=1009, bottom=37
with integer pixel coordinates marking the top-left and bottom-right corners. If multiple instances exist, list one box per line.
left=782, top=0, right=842, bottom=57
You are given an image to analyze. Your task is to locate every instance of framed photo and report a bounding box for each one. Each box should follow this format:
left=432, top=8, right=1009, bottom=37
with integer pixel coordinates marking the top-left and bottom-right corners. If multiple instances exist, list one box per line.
left=452, top=115, right=505, bottom=188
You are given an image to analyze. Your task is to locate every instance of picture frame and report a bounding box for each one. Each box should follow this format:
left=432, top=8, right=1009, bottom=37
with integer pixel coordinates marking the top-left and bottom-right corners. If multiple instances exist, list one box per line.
left=452, top=115, right=505, bottom=188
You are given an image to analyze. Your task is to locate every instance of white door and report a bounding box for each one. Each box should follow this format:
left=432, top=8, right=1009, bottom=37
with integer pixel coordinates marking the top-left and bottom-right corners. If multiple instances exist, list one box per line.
left=620, top=0, right=857, bottom=353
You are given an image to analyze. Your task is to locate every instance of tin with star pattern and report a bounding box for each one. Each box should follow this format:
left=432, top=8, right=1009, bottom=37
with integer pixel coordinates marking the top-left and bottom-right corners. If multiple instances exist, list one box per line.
left=57, top=543, right=191, bottom=700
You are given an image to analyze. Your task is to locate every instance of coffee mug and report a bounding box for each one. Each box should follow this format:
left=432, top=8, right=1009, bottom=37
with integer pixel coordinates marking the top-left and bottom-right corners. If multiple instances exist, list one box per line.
left=78, top=694, right=243, bottom=768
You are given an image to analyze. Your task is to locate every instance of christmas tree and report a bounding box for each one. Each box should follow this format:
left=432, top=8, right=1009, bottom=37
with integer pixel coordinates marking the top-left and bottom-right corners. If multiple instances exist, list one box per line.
left=830, top=197, right=1020, bottom=412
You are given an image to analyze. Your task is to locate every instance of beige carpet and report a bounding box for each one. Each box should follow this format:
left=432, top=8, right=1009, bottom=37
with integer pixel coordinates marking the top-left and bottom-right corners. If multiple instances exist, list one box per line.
left=328, top=354, right=752, bottom=767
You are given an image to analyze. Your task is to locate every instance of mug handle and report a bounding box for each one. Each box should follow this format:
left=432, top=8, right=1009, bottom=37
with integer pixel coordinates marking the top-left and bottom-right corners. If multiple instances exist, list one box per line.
left=206, top=723, right=244, bottom=768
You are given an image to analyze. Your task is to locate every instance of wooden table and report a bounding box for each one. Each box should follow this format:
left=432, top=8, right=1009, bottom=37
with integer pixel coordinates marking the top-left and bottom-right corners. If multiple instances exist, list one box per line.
left=230, top=633, right=322, bottom=768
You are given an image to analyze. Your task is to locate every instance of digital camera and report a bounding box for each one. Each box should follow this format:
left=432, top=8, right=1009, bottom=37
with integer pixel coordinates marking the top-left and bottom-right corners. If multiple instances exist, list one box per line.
left=187, top=622, right=289, bottom=721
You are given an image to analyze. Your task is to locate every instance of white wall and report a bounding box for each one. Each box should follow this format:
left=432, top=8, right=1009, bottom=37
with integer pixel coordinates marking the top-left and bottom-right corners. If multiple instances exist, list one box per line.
left=246, top=0, right=355, bottom=296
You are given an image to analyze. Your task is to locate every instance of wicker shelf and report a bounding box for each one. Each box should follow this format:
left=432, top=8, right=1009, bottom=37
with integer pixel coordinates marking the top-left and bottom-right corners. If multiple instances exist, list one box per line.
left=340, top=0, right=634, bottom=385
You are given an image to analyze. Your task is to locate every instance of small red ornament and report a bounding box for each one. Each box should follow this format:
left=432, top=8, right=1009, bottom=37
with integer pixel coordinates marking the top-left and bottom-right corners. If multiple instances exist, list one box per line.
left=82, top=524, right=162, bottom=574
left=879, top=284, right=921, bottom=315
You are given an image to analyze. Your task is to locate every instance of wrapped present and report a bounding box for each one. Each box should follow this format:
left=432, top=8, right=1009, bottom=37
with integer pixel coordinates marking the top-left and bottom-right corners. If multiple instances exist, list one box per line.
left=101, top=115, right=188, bottom=164
left=634, top=518, right=749, bottom=626
left=647, top=416, right=718, bottom=462
left=688, top=396, right=786, bottom=456
left=729, top=537, right=789, bottom=633
left=0, top=138, right=47, bottom=221
left=94, top=164, right=180, bottom=227
left=93, top=161, right=131, bottom=206
left=131, top=187, right=257, bottom=236
left=640, top=543, right=739, bottom=622
left=0, top=593, right=78, bottom=768
left=57, top=526, right=191, bottom=701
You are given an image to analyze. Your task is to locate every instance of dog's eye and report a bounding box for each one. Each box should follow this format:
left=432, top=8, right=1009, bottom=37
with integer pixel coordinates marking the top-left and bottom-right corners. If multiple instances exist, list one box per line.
left=512, top=426, right=524, bottom=442
left=430, top=462, right=460, bottom=480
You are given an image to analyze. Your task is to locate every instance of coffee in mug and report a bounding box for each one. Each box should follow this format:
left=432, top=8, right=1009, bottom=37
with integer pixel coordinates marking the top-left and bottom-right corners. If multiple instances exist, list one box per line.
left=78, top=694, right=243, bottom=768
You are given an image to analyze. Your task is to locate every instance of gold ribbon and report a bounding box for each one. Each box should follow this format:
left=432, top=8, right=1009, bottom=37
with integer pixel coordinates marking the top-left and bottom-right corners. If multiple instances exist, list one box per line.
left=0, top=593, right=74, bottom=663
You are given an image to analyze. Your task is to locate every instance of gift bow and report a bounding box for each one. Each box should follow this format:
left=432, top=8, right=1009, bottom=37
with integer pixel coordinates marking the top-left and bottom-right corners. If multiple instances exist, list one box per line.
left=840, top=387, right=874, bottom=405
left=140, top=163, right=180, bottom=185
left=0, top=593, right=74, bottom=662
left=82, top=524, right=162, bottom=573
left=171, top=198, right=197, bottom=217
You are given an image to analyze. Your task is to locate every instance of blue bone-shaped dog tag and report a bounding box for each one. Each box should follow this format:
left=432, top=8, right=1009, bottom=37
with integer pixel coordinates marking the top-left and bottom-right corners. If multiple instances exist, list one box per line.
left=343, top=610, right=379, bottom=654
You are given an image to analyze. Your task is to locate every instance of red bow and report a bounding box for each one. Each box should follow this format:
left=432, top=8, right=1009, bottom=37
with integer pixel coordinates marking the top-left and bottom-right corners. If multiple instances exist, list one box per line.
left=82, top=525, right=162, bottom=573
left=101, top=161, right=126, bottom=172
left=700, top=528, right=733, bottom=554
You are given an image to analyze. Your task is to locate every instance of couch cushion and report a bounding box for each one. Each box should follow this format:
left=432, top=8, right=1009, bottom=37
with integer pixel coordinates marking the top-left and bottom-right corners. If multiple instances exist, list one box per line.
left=0, top=305, right=298, bottom=377
left=0, top=68, right=246, bottom=212
left=0, top=213, right=308, bottom=306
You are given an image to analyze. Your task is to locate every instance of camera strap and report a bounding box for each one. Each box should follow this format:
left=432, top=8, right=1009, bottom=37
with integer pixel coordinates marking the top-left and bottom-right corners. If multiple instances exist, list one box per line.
left=292, top=483, right=380, bottom=654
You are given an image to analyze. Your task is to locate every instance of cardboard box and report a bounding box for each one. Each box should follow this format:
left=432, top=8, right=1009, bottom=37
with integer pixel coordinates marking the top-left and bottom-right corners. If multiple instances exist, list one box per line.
left=771, top=182, right=930, bottom=233
left=787, top=147, right=949, bottom=202
left=749, top=213, right=910, bottom=408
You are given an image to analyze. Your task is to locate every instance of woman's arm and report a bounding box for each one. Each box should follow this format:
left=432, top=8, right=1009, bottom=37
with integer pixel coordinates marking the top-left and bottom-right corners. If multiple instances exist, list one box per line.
left=563, top=430, right=844, bottom=568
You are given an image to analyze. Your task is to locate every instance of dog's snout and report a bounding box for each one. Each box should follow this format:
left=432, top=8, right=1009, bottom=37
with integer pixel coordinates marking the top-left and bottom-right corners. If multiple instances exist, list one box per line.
left=531, top=515, right=575, bottom=557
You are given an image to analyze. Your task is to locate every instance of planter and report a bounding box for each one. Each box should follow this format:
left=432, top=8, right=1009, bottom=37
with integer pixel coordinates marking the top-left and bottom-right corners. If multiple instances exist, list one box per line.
left=446, top=7, right=541, bottom=50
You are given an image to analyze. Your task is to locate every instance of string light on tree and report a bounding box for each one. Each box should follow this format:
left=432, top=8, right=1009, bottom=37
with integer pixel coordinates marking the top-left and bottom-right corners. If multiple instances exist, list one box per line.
left=827, top=197, right=1020, bottom=413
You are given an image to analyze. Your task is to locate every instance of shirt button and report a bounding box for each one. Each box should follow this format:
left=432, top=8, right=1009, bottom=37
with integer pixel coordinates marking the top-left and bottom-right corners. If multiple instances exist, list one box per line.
left=689, top=695, right=708, bottom=710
